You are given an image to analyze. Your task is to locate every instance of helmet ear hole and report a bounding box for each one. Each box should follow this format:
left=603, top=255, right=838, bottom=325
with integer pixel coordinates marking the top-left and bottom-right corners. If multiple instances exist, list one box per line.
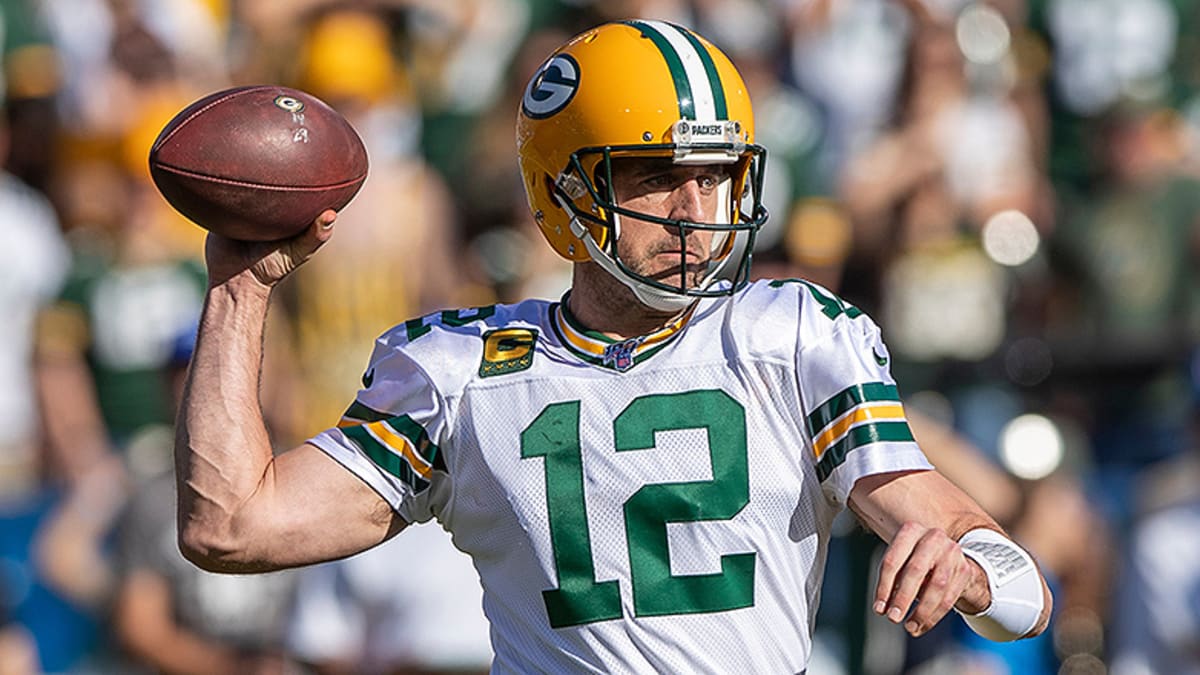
left=543, top=174, right=559, bottom=207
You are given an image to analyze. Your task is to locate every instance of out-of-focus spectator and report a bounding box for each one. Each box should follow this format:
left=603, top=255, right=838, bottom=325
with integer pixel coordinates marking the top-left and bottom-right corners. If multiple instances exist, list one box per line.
left=41, top=0, right=229, bottom=138
left=35, top=158, right=205, bottom=483
left=28, top=159, right=206, bottom=674
left=456, top=26, right=575, bottom=303
left=0, top=105, right=71, bottom=675
left=786, top=0, right=914, bottom=179
left=1045, top=105, right=1200, bottom=527
left=286, top=523, right=492, bottom=675
left=838, top=4, right=1047, bottom=386
left=1034, top=0, right=1181, bottom=191
left=28, top=19, right=211, bottom=653
left=115, top=450, right=298, bottom=675
left=1110, top=424, right=1200, bottom=675
left=0, top=114, right=69, bottom=498
left=406, top=0, right=531, bottom=184
left=111, top=327, right=298, bottom=675
left=266, top=6, right=466, bottom=445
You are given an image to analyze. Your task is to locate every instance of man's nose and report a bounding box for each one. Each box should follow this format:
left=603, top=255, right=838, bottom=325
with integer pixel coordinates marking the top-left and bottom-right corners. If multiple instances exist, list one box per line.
left=667, top=178, right=707, bottom=224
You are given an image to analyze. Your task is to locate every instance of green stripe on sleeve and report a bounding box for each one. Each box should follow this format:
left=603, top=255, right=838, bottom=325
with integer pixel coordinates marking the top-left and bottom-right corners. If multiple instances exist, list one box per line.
left=806, top=382, right=901, bottom=437
left=815, top=421, right=916, bottom=482
left=342, top=424, right=431, bottom=492
left=341, top=405, right=445, bottom=473
left=387, top=415, right=445, bottom=471
left=342, top=400, right=391, bottom=424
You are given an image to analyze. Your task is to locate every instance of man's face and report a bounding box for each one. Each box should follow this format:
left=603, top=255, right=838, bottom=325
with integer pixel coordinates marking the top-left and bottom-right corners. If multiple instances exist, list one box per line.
left=607, top=157, right=731, bottom=291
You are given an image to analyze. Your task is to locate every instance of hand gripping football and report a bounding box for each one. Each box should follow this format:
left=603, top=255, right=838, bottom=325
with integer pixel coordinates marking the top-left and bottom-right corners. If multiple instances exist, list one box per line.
left=149, top=85, right=369, bottom=241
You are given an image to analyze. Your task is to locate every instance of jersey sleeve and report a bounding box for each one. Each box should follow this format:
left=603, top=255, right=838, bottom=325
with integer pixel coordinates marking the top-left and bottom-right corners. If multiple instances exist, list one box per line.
left=795, top=306, right=932, bottom=506
left=307, top=334, right=450, bottom=524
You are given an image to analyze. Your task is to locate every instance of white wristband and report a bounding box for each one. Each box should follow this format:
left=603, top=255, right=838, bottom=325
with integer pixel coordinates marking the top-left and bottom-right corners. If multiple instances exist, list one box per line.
left=955, top=528, right=1044, bottom=642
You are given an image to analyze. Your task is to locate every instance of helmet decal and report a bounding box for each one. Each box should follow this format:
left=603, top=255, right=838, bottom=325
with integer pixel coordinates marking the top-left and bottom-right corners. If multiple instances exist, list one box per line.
left=522, top=54, right=580, bottom=119
left=621, top=20, right=727, bottom=120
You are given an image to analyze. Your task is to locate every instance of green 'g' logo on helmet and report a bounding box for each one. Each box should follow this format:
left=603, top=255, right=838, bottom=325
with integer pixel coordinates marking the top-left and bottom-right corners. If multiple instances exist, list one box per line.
left=522, top=54, right=580, bottom=120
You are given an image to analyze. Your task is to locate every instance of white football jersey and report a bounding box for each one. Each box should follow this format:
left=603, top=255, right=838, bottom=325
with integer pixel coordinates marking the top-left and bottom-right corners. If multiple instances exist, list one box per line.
left=309, top=278, right=932, bottom=674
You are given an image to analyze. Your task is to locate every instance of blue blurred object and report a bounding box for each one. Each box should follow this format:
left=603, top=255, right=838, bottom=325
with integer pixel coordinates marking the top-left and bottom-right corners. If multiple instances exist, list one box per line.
left=0, top=490, right=102, bottom=672
left=169, top=321, right=199, bottom=368
left=951, top=573, right=1062, bottom=675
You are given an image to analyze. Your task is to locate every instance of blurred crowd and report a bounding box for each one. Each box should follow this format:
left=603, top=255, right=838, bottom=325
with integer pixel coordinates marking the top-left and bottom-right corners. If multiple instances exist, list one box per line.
left=0, top=0, right=1198, bottom=673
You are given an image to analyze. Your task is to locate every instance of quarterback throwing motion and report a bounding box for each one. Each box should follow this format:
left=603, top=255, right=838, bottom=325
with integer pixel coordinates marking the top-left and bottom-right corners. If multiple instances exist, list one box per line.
left=176, top=21, right=1052, bottom=673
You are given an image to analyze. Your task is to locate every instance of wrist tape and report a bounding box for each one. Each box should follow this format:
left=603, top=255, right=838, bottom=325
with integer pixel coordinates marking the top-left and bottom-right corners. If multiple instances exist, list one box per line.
left=955, top=528, right=1044, bottom=642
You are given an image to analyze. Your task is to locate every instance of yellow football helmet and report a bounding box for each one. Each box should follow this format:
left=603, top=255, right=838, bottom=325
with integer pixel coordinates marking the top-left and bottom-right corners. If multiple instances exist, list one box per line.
left=516, top=20, right=768, bottom=311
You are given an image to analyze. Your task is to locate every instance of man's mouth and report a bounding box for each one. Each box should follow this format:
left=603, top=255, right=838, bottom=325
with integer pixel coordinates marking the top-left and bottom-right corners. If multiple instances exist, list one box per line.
left=644, top=255, right=710, bottom=282
left=654, top=247, right=704, bottom=262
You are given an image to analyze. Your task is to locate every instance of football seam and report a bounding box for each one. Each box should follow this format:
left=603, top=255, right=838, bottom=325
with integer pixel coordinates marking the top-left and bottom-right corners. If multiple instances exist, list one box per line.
left=151, top=163, right=367, bottom=191
left=151, top=86, right=261, bottom=151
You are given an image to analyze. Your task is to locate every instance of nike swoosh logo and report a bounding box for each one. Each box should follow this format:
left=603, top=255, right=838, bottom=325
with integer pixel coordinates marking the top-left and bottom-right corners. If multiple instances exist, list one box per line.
left=873, top=348, right=888, bottom=367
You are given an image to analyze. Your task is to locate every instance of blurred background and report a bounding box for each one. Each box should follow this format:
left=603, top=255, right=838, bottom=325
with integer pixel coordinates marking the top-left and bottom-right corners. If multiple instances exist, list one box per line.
left=1, top=0, right=1198, bottom=673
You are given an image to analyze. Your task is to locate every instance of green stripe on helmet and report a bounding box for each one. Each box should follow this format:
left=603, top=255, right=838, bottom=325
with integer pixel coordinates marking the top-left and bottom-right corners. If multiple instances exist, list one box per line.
left=672, top=23, right=728, bottom=120
left=621, top=19, right=695, bottom=120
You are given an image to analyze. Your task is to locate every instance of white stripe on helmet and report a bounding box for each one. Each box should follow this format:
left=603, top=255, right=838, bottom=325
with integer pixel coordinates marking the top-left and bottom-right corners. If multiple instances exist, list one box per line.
left=640, top=20, right=717, bottom=121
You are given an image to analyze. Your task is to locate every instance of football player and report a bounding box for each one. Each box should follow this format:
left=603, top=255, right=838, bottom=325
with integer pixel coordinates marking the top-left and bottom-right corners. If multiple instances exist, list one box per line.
left=176, top=21, right=1052, bottom=673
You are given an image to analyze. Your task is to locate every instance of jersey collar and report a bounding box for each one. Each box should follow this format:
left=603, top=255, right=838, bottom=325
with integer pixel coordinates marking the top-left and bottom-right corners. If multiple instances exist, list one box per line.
left=549, top=295, right=697, bottom=372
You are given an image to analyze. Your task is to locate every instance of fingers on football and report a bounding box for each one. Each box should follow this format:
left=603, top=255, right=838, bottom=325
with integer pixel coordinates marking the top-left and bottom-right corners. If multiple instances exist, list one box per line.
left=309, top=209, right=338, bottom=244
left=288, top=210, right=337, bottom=260
left=874, top=523, right=968, bottom=637
left=316, top=209, right=337, bottom=231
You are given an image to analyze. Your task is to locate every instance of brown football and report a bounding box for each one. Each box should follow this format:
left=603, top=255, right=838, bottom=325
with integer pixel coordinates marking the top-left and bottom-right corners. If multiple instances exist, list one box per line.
left=149, top=85, right=369, bottom=241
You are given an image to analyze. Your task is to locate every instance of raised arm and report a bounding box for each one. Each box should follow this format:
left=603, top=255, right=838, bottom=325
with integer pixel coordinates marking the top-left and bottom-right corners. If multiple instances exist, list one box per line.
left=175, top=212, right=404, bottom=573
left=848, top=469, right=1052, bottom=640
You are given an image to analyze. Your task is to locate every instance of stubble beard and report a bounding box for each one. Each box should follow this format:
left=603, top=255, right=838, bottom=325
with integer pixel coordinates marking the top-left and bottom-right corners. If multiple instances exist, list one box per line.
left=572, top=261, right=681, bottom=326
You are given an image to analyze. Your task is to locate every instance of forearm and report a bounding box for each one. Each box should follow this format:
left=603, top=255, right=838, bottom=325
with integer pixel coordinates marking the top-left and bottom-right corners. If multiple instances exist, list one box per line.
left=851, top=470, right=998, bottom=613
left=175, top=277, right=276, bottom=570
left=116, top=572, right=254, bottom=675
left=175, top=221, right=402, bottom=571
left=853, top=470, right=998, bottom=542
left=35, top=355, right=115, bottom=484
left=851, top=469, right=1053, bottom=637
left=124, top=624, right=245, bottom=675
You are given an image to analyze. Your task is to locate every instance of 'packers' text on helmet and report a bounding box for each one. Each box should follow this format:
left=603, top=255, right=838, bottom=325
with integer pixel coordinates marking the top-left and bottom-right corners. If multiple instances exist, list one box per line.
left=516, top=20, right=768, bottom=311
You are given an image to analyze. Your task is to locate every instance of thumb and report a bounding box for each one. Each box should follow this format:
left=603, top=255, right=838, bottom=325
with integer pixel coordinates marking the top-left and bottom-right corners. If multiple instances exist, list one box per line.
left=288, top=209, right=338, bottom=262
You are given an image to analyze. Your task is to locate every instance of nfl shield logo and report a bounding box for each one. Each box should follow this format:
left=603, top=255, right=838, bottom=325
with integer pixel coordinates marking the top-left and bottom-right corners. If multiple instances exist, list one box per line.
left=602, top=337, right=643, bottom=372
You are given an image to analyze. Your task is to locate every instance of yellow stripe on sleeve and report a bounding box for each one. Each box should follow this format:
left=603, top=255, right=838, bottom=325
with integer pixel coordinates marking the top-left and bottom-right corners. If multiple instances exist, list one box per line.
left=366, top=420, right=433, bottom=478
left=812, top=403, right=907, bottom=459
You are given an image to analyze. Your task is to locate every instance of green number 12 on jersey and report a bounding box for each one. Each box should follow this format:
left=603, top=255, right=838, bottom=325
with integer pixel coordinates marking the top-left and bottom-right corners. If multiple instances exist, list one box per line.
left=520, top=390, right=756, bottom=628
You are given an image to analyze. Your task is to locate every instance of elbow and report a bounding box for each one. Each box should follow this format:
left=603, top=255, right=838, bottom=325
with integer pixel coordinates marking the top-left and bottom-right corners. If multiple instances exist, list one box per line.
left=177, top=519, right=254, bottom=573
left=177, top=523, right=233, bottom=572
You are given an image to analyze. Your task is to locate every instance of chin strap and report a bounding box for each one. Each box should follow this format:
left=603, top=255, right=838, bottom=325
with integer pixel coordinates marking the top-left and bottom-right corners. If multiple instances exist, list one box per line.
left=569, top=213, right=696, bottom=312
left=555, top=180, right=739, bottom=313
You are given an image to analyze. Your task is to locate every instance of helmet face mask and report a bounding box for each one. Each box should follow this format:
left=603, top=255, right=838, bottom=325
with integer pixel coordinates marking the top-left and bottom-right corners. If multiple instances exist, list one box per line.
left=517, top=20, right=769, bottom=311
left=556, top=141, right=767, bottom=304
